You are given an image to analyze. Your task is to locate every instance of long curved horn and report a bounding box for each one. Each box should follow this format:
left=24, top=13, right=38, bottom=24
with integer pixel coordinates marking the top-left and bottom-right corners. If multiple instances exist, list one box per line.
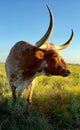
left=35, top=5, right=54, bottom=48
left=56, top=30, right=74, bottom=50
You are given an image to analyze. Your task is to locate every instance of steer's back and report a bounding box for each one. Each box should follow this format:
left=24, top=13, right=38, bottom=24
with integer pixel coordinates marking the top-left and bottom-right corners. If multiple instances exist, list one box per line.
left=6, top=42, right=32, bottom=74
left=5, top=41, right=41, bottom=91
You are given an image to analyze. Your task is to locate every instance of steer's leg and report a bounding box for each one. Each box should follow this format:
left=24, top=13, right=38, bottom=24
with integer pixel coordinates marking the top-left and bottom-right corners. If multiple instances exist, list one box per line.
left=10, top=85, right=17, bottom=102
left=27, top=79, right=35, bottom=104
left=9, top=80, right=17, bottom=101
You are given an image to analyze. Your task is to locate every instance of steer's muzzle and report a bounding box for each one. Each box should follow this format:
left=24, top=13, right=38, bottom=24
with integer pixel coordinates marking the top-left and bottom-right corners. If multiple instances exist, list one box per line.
left=62, top=70, right=71, bottom=77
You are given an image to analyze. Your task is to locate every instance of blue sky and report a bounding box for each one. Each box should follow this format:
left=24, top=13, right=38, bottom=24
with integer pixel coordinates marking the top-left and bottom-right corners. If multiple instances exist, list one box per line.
left=0, top=0, right=80, bottom=64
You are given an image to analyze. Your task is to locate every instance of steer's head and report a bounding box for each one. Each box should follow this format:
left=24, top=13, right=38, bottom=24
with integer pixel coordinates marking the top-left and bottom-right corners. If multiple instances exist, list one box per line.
left=35, top=5, right=74, bottom=77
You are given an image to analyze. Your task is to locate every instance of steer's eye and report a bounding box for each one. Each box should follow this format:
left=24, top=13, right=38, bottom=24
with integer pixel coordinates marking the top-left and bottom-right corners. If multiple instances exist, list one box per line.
left=54, top=54, right=57, bottom=58
left=58, top=65, right=62, bottom=69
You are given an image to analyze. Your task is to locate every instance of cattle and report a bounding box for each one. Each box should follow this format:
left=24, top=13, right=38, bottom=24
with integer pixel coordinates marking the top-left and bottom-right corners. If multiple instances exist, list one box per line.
left=5, top=5, right=74, bottom=104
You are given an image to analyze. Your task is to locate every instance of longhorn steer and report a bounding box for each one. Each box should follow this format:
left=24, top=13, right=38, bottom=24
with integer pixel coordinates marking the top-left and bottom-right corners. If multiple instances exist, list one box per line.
left=5, top=5, right=74, bottom=104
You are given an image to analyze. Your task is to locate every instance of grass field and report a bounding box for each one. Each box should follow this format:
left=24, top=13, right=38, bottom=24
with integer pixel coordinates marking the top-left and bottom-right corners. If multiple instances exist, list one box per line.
left=0, top=63, right=80, bottom=130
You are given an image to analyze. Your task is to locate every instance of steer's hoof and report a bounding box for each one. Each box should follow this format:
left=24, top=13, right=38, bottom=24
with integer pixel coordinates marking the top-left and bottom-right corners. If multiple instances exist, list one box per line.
left=27, top=98, right=32, bottom=105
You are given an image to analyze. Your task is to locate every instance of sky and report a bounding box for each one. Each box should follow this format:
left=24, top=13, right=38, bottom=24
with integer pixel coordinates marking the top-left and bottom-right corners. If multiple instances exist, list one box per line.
left=0, top=0, right=80, bottom=64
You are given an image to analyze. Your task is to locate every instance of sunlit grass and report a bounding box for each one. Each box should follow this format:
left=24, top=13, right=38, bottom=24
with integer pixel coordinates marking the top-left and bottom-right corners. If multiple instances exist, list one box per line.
left=0, top=63, right=6, bottom=77
left=0, top=63, right=80, bottom=130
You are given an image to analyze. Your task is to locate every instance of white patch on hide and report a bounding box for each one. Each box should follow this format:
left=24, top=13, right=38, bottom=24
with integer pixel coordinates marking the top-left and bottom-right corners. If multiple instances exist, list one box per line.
left=34, top=60, right=48, bottom=77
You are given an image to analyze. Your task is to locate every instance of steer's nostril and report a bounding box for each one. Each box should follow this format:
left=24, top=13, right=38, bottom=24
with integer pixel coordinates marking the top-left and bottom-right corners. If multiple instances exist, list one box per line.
left=62, top=70, right=71, bottom=77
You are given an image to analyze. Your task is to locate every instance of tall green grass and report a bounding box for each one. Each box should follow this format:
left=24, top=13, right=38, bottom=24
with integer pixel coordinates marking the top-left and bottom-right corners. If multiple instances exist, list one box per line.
left=0, top=63, right=80, bottom=130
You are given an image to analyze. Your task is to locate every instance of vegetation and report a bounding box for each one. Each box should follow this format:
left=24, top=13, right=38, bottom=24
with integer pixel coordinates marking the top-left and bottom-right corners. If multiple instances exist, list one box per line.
left=0, top=63, right=80, bottom=130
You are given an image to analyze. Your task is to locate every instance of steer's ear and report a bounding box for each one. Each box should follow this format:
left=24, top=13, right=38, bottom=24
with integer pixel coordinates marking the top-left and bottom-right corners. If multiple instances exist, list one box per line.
left=35, top=50, right=45, bottom=59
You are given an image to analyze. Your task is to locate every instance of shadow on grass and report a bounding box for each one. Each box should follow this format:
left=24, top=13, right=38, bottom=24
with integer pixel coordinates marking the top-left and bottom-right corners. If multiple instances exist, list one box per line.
left=32, top=89, right=80, bottom=130
left=1, top=91, right=80, bottom=130
left=0, top=96, right=53, bottom=130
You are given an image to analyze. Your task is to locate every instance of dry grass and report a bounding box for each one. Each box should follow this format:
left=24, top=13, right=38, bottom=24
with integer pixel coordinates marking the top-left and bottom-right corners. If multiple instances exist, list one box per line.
left=0, top=63, right=80, bottom=130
